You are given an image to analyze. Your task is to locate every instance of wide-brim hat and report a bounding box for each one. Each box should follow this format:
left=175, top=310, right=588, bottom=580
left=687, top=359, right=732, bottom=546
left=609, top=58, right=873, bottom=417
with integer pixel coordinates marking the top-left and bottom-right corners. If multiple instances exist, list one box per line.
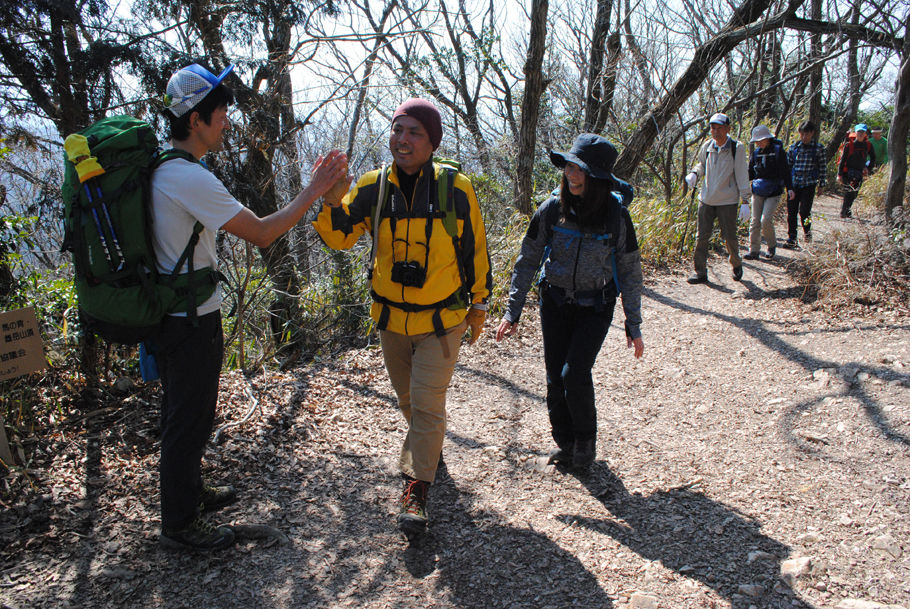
left=166, top=64, right=235, bottom=118
left=549, top=133, right=619, bottom=181
left=750, top=125, right=773, bottom=142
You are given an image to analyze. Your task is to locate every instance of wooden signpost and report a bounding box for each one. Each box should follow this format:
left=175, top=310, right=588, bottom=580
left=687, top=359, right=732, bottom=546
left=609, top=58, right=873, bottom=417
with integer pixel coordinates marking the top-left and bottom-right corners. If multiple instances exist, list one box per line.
left=0, top=306, right=46, bottom=467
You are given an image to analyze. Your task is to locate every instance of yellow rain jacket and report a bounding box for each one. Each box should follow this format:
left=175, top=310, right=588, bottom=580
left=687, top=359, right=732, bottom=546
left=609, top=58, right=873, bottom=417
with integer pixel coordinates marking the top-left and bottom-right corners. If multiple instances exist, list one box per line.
left=312, top=158, right=492, bottom=336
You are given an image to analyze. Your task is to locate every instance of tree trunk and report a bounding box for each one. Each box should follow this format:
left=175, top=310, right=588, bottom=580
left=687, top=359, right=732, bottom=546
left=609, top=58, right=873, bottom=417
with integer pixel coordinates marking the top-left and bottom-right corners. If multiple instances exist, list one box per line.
left=885, top=17, right=910, bottom=223
left=514, top=0, right=549, bottom=215
left=614, top=0, right=784, bottom=177
left=584, top=0, right=615, bottom=133
left=808, top=0, right=823, bottom=126
left=825, top=5, right=862, bottom=164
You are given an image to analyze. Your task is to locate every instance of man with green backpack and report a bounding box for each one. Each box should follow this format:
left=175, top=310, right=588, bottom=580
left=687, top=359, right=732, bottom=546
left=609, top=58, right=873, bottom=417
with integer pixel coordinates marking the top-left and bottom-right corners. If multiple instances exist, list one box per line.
left=64, top=61, right=346, bottom=551
left=109, top=63, right=346, bottom=551
left=312, top=98, right=492, bottom=542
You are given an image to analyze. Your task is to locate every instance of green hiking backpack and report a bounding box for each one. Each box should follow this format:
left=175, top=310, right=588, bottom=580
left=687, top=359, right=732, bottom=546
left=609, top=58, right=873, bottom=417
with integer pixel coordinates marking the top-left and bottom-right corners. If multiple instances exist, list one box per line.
left=61, top=115, right=222, bottom=344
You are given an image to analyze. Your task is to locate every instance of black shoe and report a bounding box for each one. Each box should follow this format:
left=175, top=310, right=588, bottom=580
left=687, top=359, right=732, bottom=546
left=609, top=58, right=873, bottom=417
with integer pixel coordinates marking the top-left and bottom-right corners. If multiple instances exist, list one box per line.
left=743, top=252, right=760, bottom=260
left=761, top=248, right=775, bottom=260
left=547, top=444, right=574, bottom=466
left=687, top=273, right=707, bottom=284
left=397, top=476, right=429, bottom=540
left=732, top=266, right=743, bottom=281
left=783, top=239, right=797, bottom=249
left=804, top=231, right=813, bottom=243
left=160, top=516, right=235, bottom=551
left=573, top=439, right=596, bottom=470
left=199, top=484, right=237, bottom=513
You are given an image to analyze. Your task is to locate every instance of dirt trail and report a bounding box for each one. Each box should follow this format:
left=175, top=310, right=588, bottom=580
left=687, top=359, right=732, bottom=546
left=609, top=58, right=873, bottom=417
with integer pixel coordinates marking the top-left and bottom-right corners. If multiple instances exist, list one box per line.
left=2, top=195, right=909, bottom=609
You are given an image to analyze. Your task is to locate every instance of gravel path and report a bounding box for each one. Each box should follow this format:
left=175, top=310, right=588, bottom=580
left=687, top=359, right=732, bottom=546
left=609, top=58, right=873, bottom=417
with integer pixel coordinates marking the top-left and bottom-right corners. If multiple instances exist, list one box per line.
left=3, top=195, right=908, bottom=609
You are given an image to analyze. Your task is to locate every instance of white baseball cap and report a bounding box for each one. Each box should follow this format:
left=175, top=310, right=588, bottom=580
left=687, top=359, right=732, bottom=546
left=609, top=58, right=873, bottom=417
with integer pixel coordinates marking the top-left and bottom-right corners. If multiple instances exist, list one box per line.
left=709, top=113, right=730, bottom=125
left=165, top=64, right=234, bottom=118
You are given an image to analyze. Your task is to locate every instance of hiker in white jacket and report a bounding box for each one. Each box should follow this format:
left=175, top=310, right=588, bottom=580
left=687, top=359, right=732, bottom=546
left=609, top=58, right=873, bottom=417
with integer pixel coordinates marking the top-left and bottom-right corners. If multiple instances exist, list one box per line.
left=684, top=113, right=751, bottom=284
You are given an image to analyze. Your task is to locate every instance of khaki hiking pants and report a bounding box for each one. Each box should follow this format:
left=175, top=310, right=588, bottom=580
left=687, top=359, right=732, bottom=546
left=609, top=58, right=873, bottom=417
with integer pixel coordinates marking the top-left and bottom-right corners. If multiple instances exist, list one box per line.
left=694, top=202, right=742, bottom=276
left=749, top=193, right=779, bottom=254
left=380, top=320, right=466, bottom=483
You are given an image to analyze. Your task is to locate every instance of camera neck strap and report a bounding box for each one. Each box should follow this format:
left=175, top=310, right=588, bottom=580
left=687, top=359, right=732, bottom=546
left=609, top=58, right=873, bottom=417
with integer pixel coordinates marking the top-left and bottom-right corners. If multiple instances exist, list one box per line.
left=371, top=164, right=435, bottom=276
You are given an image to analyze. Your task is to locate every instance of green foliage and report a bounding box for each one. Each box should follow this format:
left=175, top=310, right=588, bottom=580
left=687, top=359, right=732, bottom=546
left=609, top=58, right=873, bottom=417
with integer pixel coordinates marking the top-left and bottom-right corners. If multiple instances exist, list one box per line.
left=857, top=106, right=894, bottom=132
left=630, top=192, right=696, bottom=266
left=486, top=210, right=530, bottom=316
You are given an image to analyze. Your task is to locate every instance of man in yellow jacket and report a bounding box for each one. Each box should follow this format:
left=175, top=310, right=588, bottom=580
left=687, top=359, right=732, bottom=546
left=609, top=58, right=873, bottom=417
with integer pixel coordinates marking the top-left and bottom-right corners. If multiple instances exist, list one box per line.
left=313, top=98, right=492, bottom=540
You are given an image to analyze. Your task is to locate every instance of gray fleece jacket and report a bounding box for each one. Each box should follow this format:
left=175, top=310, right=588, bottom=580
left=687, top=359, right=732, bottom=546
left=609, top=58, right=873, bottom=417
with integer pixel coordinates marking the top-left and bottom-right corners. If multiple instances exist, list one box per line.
left=691, top=137, right=752, bottom=206
left=504, top=194, right=643, bottom=339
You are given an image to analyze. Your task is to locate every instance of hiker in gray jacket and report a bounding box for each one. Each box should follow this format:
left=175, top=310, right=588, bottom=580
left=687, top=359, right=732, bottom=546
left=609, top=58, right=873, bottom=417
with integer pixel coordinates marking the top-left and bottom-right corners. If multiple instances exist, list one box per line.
left=496, top=133, right=644, bottom=471
left=684, top=113, right=751, bottom=283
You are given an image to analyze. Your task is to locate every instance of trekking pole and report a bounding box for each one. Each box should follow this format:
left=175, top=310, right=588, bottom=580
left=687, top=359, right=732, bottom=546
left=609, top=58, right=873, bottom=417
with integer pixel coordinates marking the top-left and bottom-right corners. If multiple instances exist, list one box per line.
left=93, top=183, right=126, bottom=270
left=64, top=134, right=126, bottom=272
left=679, top=186, right=696, bottom=256
left=65, top=135, right=118, bottom=272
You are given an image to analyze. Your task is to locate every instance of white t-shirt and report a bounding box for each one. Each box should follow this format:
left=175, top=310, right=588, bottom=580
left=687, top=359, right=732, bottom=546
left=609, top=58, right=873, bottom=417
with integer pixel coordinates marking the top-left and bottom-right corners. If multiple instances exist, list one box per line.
left=151, top=157, right=244, bottom=316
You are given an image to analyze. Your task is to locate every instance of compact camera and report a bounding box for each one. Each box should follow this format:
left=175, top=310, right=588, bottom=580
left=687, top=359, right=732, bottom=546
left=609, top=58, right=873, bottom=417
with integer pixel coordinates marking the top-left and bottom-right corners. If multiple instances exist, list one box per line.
left=391, top=260, right=427, bottom=288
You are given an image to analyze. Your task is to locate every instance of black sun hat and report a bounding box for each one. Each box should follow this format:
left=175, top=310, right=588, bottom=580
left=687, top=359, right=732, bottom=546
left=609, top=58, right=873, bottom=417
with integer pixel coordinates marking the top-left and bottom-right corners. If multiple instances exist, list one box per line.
left=549, top=133, right=619, bottom=181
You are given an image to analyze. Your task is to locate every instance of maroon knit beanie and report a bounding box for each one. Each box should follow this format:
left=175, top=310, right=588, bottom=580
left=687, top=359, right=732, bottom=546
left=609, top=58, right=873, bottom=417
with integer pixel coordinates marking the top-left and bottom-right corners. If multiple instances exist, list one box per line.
left=392, top=98, right=442, bottom=150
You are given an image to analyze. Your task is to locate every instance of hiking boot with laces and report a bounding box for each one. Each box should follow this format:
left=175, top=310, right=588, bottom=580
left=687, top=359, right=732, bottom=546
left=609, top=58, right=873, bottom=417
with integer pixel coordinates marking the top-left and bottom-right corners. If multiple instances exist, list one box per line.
left=397, top=476, right=429, bottom=540
left=199, top=484, right=237, bottom=513
left=160, top=516, right=235, bottom=551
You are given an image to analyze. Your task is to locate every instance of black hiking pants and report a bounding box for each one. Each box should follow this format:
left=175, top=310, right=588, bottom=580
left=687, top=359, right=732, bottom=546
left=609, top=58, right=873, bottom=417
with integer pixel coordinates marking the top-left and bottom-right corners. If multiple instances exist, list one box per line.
left=539, top=287, right=614, bottom=450
left=150, top=311, right=223, bottom=530
left=788, top=186, right=816, bottom=239
left=841, top=174, right=863, bottom=217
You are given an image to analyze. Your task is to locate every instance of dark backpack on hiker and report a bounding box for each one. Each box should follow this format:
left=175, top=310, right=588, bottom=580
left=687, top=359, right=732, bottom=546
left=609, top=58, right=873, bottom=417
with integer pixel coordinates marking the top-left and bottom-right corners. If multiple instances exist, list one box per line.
left=61, top=115, right=222, bottom=344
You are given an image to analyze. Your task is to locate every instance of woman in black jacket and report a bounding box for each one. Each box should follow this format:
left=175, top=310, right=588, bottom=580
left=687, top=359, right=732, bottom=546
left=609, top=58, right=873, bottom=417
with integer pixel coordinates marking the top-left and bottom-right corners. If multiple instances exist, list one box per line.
left=495, top=134, right=644, bottom=470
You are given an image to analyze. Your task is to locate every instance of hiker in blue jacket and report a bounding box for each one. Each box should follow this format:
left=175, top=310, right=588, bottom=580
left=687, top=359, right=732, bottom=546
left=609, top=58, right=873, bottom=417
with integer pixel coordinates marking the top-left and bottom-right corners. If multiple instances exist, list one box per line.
left=495, top=133, right=644, bottom=470
left=744, top=125, right=794, bottom=261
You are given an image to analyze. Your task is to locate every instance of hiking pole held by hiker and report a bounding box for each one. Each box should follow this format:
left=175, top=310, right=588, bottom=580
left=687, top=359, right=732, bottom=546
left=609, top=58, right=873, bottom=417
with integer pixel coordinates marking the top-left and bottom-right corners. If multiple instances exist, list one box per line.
left=64, top=134, right=126, bottom=272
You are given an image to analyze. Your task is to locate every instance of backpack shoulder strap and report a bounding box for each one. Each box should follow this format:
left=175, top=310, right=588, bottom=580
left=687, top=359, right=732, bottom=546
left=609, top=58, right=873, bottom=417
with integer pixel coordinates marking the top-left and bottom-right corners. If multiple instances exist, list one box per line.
left=154, top=148, right=198, bottom=169
left=368, top=165, right=389, bottom=278
left=435, top=162, right=469, bottom=308
left=729, top=138, right=738, bottom=161
left=436, top=163, right=459, bottom=239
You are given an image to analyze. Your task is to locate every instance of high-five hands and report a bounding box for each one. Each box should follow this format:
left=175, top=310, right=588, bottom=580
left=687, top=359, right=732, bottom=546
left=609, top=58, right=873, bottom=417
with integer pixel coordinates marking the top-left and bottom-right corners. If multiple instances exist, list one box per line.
left=310, top=150, right=351, bottom=203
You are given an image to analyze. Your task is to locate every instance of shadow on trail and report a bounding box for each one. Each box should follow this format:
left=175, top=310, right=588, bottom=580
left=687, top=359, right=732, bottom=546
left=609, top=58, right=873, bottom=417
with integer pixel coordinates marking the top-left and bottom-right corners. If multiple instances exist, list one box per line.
left=407, top=468, right=615, bottom=609
left=454, top=361, right=545, bottom=403
left=643, top=286, right=910, bottom=449
left=563, top=463, right=815, bottom=608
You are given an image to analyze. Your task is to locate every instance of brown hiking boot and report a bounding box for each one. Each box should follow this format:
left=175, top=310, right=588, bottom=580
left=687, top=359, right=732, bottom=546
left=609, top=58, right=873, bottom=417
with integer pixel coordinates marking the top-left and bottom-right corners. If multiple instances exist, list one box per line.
left=397, top=476, right=429, bottom=540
